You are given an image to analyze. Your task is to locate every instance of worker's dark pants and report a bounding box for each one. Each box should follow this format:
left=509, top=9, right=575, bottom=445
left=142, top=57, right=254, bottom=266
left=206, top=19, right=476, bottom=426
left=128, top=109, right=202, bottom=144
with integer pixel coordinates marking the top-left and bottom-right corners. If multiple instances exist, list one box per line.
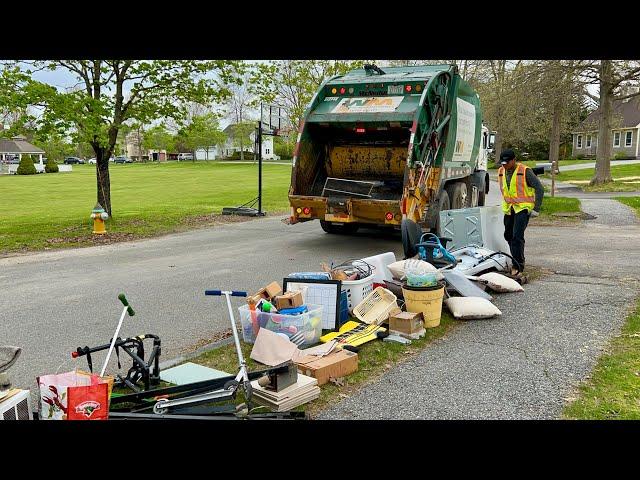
left=504, top=208, right=530, bottom=272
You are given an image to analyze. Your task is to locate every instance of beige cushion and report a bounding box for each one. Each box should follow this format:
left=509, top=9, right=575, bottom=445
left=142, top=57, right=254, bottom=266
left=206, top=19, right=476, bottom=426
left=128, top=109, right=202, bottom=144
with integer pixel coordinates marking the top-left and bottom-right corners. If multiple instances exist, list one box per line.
left=386, top=259, right=441, bottom=281
left=478, top=272, right=524, bottom=293
left=445, top=297, right=502, bottom=319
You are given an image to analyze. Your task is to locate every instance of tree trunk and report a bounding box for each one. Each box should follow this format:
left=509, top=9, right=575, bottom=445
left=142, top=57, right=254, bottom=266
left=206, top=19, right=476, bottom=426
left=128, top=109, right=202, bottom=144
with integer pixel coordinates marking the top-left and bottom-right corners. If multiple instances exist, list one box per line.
left=592, top=60, right=614, bottom=185
left=549, top=96, right=563, bottom=197
left=95, top=148, right=112, bottom=217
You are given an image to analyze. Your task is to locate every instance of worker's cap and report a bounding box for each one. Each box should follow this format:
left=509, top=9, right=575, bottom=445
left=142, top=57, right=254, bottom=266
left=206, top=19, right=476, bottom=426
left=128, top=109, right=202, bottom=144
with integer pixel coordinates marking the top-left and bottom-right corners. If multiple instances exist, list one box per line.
left=499, top=149, right=516, bottom=165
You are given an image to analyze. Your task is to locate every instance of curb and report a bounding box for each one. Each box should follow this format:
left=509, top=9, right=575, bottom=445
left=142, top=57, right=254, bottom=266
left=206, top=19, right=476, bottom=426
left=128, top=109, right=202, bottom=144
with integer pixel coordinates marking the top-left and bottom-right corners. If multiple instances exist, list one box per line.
left=159, top=336, right=235, bottom=371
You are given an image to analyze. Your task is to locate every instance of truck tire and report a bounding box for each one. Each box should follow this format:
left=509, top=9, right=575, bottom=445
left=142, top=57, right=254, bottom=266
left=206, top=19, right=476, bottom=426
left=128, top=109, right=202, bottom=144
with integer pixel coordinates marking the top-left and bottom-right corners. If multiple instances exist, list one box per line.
left=320, top=220, right=359, bottom=235
left=401, top=219, right=422, bottom=258
left=431, top=189, right=450, bottom=235
left=447, top=181, right=468, bottom=210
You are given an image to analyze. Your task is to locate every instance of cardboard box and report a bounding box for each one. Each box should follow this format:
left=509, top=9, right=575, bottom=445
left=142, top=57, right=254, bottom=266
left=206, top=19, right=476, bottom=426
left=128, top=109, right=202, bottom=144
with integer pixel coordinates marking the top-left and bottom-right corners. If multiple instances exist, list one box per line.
left=252, top=281, right=283, bottom=302
left=274, top=291, right=303, bottom=310
left=389, top=311, right=424, bottom=335
left=295, top=349, right=359, bottom=386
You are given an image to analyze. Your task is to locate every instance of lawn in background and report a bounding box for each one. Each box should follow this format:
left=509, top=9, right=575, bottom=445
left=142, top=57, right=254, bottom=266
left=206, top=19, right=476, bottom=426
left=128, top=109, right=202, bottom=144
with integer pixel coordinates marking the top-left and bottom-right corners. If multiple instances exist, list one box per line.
left=616, top=197, right=640, bottom=217
left=488, top=159, right=594, bottom=169
left=544, top=163, right=640, bottom=192
left=564, top=301, right=640, bottom=420
left=0, top=161, right=292, bottom=253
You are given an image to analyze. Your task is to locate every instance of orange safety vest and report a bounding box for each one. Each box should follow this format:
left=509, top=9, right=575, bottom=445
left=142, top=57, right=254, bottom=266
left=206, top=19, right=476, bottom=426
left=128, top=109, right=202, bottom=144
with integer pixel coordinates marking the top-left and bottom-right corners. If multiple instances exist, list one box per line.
left=498, top=163, right=536, bottom=214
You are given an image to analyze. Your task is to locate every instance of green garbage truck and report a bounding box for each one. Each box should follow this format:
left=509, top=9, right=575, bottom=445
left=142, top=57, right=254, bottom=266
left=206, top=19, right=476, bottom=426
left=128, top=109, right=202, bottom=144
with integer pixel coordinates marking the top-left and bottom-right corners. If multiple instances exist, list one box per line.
left=287, top=64, right=494, bottom=257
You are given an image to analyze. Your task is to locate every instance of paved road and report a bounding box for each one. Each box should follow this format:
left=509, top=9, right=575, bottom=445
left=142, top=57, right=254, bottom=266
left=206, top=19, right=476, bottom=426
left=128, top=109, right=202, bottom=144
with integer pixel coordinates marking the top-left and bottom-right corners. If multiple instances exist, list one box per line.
left=2, top=186, right=503, bottom=398
left=320, top=204, right=640, bottom=419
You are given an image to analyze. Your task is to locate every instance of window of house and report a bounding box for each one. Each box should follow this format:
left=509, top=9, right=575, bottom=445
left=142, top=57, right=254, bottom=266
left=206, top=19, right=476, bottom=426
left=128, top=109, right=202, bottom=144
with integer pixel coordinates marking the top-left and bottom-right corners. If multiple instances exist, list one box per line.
left=625, top=131, right=633, bottom=147
left=266, top=148, right=269, bottom=154
left=577, top=135, right=582, bottom=148
left=586, top=135, right=591, bottom=148
left=614, top=131, right=621, bottom=147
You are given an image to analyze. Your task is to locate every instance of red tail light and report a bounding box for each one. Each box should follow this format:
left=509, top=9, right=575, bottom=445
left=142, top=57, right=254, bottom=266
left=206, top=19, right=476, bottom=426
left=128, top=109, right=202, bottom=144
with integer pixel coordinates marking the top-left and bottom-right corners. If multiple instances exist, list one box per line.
left=385, top=212, right=394, bottom=221
left=405, top=85, right=412, bottom=92
left=356, top=128, right=365, bottom=133
left=303, top=207, right=311, bottom=215
left=340, top=87, right=346, bottom=94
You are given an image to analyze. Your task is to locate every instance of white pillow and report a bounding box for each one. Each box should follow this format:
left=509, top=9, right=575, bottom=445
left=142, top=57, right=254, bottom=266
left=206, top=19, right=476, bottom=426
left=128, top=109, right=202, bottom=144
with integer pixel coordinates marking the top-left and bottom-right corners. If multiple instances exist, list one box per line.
left=387, top=259, right=441, bottom=281
left=477, top=272, right=524, bottom=293
left=445, top=297, right=502, bottom=319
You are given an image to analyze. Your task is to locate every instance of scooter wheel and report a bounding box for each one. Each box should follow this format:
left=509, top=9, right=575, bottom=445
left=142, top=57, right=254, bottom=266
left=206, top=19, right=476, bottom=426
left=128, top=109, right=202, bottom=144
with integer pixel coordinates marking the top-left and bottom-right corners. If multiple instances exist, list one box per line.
left=224, top=379, right=239, bottom=392
left=153, top=399, right=169, bottom=415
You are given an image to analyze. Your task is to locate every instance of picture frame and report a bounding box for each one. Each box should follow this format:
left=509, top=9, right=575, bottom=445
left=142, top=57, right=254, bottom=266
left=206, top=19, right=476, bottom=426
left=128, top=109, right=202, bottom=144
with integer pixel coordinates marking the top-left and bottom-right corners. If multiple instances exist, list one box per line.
left=282, top=278, right=342, bottom=331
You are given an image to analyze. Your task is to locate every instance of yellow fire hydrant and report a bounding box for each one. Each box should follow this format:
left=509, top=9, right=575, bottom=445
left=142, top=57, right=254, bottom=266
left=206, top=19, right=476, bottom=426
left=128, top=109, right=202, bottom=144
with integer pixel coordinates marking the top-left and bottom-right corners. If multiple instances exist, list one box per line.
left=91, top=203, right=109, bottom=234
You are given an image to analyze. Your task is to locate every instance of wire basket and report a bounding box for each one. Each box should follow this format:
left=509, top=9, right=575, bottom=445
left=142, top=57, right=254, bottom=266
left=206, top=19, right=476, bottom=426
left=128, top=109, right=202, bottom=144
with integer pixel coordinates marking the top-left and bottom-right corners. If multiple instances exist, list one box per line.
left=353, top=287, right=398, bottom=326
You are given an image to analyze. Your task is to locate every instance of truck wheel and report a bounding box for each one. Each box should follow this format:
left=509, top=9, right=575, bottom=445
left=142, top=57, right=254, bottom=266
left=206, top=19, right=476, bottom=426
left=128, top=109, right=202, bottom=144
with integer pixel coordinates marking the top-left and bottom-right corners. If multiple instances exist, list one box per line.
left=320, top=220, right=359, bottom=235
left=401, top=219, right=422, bottom=258
left=447, top=182, right=468, bottom=210
left=433, top=190, right=450, bottom=235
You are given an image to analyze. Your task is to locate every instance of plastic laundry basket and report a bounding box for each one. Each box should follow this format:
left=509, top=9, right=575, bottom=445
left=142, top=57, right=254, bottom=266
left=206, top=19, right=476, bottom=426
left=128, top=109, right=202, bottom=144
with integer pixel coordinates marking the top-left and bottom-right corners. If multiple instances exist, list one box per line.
left=342, top=275, right=374, bottom=313
left=353, top=287, right=398, bottom=325
left=402, top=282, right=445, bottom=328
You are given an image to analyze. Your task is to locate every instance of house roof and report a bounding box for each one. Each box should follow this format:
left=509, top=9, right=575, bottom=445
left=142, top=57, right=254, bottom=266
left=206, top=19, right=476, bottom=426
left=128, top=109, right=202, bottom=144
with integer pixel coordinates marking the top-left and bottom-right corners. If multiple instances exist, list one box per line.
left=0, top=135, right=45, bottom=154
left=576, top=97, right=640, bottom=132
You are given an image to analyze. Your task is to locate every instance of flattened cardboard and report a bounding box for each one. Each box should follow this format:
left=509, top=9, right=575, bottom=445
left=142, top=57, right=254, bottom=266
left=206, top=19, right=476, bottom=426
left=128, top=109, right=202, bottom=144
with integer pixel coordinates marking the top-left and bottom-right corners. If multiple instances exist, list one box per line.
left=295, top=349, right=358, bottom=386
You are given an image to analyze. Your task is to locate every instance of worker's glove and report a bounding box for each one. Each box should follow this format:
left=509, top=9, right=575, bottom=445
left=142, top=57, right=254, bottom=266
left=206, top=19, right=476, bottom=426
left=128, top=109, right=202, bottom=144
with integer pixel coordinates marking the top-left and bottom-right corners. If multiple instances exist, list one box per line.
left=529, top=210, right=540, bottom=218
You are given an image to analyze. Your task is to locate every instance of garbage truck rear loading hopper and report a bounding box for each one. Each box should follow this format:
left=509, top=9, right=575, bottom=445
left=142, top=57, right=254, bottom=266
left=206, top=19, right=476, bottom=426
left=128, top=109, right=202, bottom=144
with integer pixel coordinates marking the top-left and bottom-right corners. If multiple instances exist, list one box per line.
left=287, top=64, right=493, bottom=257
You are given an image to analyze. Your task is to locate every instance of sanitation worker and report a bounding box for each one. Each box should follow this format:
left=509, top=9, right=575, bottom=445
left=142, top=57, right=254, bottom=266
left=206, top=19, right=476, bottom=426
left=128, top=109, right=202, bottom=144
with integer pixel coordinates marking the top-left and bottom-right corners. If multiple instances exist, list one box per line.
left=497, top=149, right=544, bottom=276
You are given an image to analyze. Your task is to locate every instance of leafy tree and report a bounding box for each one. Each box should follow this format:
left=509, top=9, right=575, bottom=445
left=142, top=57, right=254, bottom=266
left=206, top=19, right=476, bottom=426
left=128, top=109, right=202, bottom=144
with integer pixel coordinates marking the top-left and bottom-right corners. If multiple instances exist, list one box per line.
left=274, top=135, right=294, bottom=159
left=249, top=60, right=367, bottom=131
left=3, top=60, right=241, bottom=215
left=581, top=60, right=640, bottom=184
left=16, top=154, right=36, bottom=175
left=143, top=124, right=175, bottom=160
left=176, top=114, right=226, bottom=160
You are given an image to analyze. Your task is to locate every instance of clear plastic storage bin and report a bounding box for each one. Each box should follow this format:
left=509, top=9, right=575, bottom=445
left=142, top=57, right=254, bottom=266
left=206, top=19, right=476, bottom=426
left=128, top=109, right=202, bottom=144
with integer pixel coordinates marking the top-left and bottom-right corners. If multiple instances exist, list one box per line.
left=237, top=304, right=323, bottom=346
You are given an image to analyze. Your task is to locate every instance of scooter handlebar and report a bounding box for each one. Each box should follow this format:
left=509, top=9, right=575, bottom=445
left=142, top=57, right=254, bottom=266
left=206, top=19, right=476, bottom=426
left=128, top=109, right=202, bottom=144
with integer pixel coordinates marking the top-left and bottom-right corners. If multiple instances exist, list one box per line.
left=118, top=293, right=135, bottom=316
left=204, top=290, right=247, bottom=297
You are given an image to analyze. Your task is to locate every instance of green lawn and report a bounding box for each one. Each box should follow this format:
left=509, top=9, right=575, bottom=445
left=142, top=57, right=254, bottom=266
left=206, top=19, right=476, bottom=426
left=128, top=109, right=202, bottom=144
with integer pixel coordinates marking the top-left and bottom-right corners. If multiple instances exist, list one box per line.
left=564, top=300, right=640, bottom=420
left=488, top=159, right=594, bottom=170
left=544, top=163, right=640, bottom=181
left=0, top=161, right=293, bottom=253
left=538, top=197, right=581, bottom=217
left=616, top=197, right=640, bottom=217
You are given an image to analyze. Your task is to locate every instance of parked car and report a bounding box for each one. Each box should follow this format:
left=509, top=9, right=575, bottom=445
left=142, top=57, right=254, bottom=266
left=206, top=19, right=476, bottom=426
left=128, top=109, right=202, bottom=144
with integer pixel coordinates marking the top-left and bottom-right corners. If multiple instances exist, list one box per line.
left=114, top=156, right=133, bottom=164
left=177, top=153, right=194, bottom=161
left=88, top=158, right=97, bottom=164
left=64, top=157, right=84, bottom=165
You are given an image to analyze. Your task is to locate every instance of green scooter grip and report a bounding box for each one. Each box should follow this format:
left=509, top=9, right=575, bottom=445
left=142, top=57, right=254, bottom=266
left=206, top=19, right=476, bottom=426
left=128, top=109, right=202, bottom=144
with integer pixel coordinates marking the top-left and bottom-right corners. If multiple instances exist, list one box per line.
left=118, top=293, right=135, bottom=316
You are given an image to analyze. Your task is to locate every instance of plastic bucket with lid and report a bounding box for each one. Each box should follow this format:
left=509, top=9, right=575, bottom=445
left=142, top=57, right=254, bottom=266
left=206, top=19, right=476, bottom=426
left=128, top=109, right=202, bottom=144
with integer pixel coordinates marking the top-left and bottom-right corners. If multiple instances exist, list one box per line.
left=401, top=282, right=445, bottom=328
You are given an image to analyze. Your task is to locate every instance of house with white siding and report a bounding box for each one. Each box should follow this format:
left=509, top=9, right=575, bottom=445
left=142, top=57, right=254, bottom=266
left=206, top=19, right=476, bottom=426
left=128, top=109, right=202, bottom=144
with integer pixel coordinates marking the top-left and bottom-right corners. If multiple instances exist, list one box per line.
left=572, top=96, right=640, bottom=159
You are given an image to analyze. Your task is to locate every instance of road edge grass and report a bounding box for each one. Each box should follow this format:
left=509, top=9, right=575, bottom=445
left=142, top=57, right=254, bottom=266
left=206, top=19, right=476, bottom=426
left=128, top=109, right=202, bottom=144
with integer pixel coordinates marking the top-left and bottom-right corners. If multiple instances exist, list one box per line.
left=187, top=313, right=459, bottom=418
left=529, top=196, right=583, bottom=226
left=615, top=197, right=640, bottom=218
left=182, top=268, right=552, bottom=418
left=563, top=299, right=640, bottom=420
